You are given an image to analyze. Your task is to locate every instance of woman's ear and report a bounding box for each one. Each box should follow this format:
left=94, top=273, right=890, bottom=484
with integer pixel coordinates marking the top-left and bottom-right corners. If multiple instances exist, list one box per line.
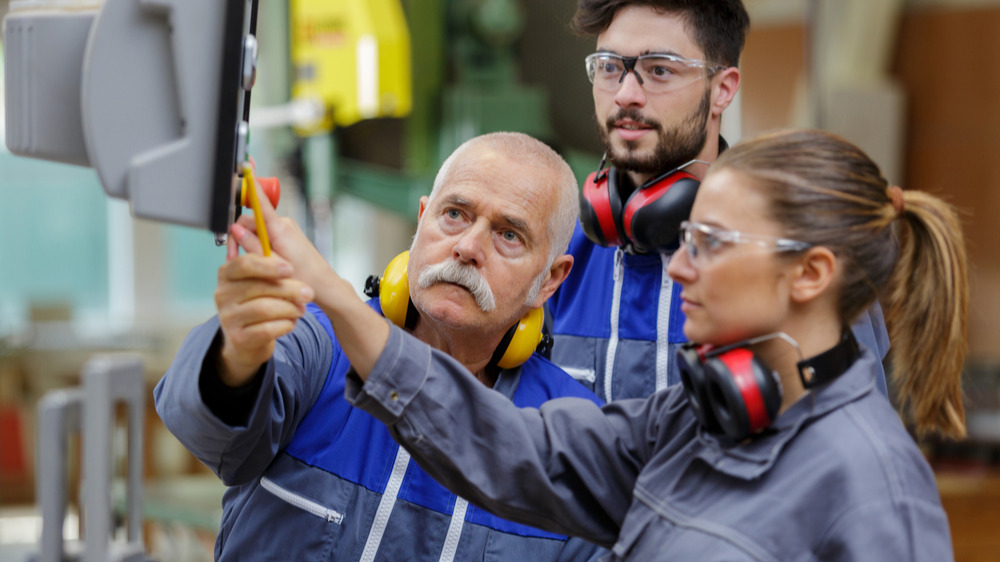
left=790, top=246, right=838, bottom=304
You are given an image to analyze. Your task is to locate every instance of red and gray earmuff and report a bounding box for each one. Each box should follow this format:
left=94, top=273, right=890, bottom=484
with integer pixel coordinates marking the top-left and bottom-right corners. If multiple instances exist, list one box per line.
left=363, top=251, right=548, bottom=370
left=579, top=159, right=700, bottom=253
left=677, top=330, right=861, bottom=442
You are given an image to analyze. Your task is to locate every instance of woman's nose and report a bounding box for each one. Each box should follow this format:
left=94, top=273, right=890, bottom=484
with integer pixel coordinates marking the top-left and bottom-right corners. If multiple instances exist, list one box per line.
left=666, top=244, right=697, bottom=283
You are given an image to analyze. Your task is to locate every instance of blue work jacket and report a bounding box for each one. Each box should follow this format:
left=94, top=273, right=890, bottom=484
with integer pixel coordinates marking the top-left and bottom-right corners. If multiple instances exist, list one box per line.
left=547, top=222, right=891, bottom=401
left=154, top=303, right=604, bottom=561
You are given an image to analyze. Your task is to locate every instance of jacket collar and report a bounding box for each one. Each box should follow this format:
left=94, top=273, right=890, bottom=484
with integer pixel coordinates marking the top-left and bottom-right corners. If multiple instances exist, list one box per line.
left=692, top=348, right=880, bottom=480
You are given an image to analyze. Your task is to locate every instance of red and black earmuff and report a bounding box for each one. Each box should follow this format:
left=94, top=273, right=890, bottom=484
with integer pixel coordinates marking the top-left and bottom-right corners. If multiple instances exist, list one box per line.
left=677, top=330, right=861, bottom=442
left=677, top=343, right=783, bottom=441
left=579, top=158, right=701, bottom=253
left=364, top=251, right=549, bottom=370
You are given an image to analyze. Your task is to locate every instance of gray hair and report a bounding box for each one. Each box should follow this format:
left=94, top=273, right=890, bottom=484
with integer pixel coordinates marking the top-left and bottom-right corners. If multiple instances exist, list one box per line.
left=430, top=132, right=579, bottom=264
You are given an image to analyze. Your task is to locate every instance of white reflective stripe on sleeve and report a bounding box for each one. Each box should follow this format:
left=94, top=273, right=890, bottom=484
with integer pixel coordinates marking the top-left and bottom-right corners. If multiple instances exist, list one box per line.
left=359, top=446, right=411, bottom=562
left=604, top=248, right=625, bottom=402
left=438, top=497, right=469, bottom=562
left=655, top=253, right=672, bottom=392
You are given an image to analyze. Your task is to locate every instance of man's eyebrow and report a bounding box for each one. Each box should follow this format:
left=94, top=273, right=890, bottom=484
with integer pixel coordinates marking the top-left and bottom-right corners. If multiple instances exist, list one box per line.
left=595, top=48, right=684, bottom=58
left=442, top=194, right=472, bottom=208
left=500, top=214, right=531, bottom=236
left=441, top=193, right=532, bottom=238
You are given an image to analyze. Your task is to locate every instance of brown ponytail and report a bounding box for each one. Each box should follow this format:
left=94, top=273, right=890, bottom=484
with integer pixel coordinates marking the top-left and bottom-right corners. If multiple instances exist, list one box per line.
left=884, top=190, right=968, bottom=438
left=713, top=129, right=969, bottom=439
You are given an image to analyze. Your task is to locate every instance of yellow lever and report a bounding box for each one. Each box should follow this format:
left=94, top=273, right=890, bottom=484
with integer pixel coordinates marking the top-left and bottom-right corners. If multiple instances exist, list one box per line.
left=242, top=165, right=271, bottom=256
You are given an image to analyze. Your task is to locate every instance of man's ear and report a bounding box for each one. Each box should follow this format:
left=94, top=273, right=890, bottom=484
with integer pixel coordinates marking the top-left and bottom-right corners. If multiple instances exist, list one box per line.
left=790, top=246, right=837, bottom=304
left=417, top=196, right=429, bottom=222
left=531, top=254, right=574, bottom=308
left=710, top=67, right=741, bottom=118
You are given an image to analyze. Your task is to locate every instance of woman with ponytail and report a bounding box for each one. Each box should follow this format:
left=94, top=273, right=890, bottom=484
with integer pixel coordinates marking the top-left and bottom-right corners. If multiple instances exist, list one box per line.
left=699, top=128, right=968, bottom=440
left=287, top=129, right=967, bottom=560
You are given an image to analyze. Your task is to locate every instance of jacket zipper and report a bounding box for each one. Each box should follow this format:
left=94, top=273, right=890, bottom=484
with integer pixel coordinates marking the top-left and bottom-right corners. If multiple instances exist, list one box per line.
left=439, top=497, right=469, bottom=562
left=655, top=254, right=672, bottom=392
left=359, top=446, right=412, bottom=562
left=604, top=248, right=624, bottom=401
left=259, top=476, right=344, bottom=524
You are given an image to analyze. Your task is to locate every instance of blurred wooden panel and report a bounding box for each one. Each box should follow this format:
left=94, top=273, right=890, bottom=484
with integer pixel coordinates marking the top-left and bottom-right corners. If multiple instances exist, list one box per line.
left=740, top=8, right=1000, bottom=361
left=937, top=471, right=1000, bottom=562
left=740, top=24, right=805, bottom=138
left=895, top=7, right=1000, bottom=264
left=894, top=7, right=1000, bottom=361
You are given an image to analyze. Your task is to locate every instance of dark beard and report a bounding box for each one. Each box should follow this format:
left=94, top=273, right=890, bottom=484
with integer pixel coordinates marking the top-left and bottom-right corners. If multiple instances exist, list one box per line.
left=597, top=88, right=711, bottom=176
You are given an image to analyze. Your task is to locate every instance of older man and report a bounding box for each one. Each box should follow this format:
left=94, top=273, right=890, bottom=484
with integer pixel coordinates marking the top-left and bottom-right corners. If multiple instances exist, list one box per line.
left=154, top=132, right=603, bottom=561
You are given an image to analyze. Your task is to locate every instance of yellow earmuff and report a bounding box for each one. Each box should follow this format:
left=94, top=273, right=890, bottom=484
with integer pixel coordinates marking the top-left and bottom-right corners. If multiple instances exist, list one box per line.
left=367, top=251, right=545, bottom=370
left=495, top=306, right=544, bottom=370
left=377, top=251, right=411, bottom=328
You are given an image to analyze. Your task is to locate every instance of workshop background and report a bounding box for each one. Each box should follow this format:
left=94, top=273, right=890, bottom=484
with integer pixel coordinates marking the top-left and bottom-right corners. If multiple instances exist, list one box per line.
left=1, top=0, right=998, bottom=560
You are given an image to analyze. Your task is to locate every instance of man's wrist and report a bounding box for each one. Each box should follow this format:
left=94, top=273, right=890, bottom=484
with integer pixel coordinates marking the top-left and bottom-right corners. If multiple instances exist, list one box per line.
left=199, top=329, right=266, bottom=426
left=218, top=340, right=265, bottom=387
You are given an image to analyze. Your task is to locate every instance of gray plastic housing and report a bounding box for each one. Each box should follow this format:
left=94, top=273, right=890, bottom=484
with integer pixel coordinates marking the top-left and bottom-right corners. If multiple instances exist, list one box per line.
left=3, top=0, right=256, bottom=232
left=4, top=9, right=95, bottom=167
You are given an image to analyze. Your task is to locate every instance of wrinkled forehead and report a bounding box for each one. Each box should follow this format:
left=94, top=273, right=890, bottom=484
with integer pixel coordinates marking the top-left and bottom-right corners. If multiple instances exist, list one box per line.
left=434, top=152, right=557, bottom=230
left=437, top=149, right=554, bottom=201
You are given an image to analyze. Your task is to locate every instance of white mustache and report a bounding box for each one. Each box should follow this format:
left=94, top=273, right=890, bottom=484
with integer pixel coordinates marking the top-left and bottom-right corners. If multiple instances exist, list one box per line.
left=417, top=260, right=496, bottom=312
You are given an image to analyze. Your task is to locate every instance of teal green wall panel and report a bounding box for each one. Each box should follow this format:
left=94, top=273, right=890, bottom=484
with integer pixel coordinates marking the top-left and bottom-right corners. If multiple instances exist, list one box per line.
left=165, top=225, right=227, bottom=307
left=0, top=153, right=109, bottom=328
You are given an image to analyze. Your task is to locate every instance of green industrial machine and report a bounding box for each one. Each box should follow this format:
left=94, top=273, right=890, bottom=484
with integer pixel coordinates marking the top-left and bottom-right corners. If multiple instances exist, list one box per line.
left=439, top=0, right=555, bottom=159
left=290, top=0, right=581, bottom=221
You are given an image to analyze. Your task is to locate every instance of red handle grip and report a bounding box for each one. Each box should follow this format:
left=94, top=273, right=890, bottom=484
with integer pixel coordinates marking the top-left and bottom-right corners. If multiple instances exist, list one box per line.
left=240, top=176, right=281, bottom=208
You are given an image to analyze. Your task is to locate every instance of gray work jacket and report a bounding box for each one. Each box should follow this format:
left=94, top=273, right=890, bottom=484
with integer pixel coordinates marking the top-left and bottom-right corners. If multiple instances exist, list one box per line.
left=347, top=325, right=953, bottom=561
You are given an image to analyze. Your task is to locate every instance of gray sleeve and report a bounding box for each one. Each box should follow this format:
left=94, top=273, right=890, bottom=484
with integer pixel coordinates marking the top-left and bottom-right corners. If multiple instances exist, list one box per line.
left=346, top=325, right=661, bottom=548
left=154, top=313, right=333, bottom=485
left=816, top=498, right=954, bottom=561
left=557, top=537, right=609, bottom=561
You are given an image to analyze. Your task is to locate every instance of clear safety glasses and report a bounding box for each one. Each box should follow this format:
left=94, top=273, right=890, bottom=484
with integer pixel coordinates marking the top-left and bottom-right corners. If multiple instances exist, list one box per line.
left=585, top=52, right=727, bottom=94
left=679, top=221, right=812, bottom=266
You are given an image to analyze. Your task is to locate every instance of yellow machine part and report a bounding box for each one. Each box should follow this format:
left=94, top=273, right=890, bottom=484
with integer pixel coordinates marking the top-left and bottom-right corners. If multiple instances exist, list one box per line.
left=290, top=0, right=412, bottom=133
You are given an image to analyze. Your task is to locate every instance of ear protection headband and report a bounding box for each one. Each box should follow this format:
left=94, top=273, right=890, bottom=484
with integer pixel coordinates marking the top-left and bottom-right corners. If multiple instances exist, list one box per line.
left=364, top=251, right=548, bottom=370
left=677, top=330, right=860, bottom=442
left=579, top=157, right=701, bottom=253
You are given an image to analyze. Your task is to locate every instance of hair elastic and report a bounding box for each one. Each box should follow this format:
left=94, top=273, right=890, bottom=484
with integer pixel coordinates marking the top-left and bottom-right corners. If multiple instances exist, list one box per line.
left=887, top=185, right=905, bottom=216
